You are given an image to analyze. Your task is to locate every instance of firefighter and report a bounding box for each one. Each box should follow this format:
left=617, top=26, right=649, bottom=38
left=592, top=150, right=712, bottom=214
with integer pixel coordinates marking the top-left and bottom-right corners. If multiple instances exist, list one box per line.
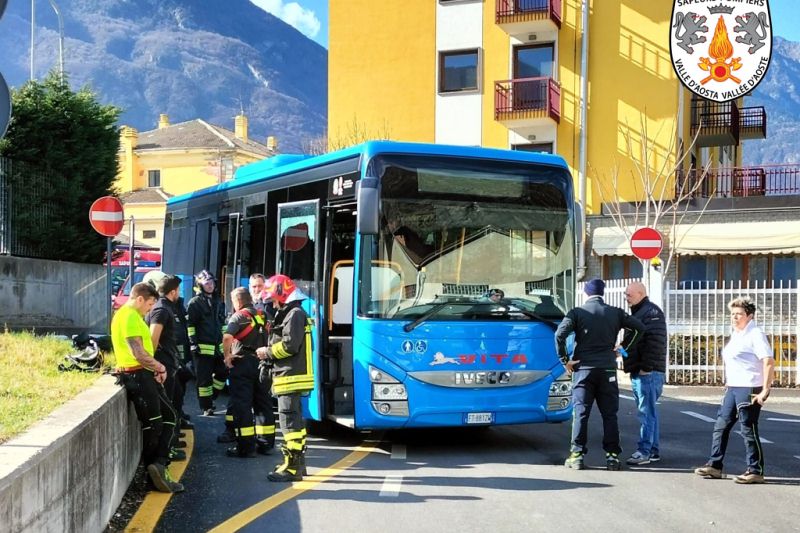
left=187, top=270, right=227, bottom=416
left=222, top=287, right=275, bottom=457
left=257, top=274, right=314, bottom=482
left=248, top=273, right=277, bottom=454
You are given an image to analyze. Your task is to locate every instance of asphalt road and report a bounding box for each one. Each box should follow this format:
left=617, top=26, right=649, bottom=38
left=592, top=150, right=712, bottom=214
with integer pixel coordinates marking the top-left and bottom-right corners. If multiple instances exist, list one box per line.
left=156, top=386, right=800, bottom=533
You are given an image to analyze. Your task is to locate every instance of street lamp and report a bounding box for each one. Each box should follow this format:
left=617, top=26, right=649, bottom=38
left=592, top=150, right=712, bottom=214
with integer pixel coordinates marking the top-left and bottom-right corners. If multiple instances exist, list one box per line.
left=29, top=0, right=65, bottom=83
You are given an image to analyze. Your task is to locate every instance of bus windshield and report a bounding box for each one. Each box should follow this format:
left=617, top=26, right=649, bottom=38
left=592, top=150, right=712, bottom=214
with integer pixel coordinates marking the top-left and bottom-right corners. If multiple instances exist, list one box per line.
left=358, top=154, right=575, bottom=322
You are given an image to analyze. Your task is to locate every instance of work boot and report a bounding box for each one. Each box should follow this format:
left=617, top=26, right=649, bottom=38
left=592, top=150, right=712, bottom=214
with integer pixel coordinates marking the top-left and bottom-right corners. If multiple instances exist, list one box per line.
left=217, top=430, right=236, bottom=443
left=606, top=453, right=622, bottom=471
left=694, top=464, right=725, bottom=479
left=226, top=444, right=257, bottom=458
left=268, top=447, right=304, bottom=482
left=564, top=452, right=585, bottom=470
left=147, top=463, right=185, bottom=493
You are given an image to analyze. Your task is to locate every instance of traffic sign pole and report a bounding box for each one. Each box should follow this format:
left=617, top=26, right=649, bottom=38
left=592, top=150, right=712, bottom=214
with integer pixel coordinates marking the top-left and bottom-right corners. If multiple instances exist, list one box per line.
left=107, top=237, right=112, bottom=333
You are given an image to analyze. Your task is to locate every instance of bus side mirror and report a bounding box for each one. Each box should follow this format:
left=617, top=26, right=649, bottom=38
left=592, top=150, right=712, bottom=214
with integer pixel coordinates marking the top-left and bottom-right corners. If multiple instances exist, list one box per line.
left=357, top=176, right=380, bottom=235
left=574, top=203, right=584, bottom=245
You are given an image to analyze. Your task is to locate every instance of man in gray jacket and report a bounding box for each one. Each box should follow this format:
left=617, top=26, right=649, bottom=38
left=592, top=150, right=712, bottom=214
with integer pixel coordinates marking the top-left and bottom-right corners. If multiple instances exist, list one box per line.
left=555, top=278, right=645, bottom=471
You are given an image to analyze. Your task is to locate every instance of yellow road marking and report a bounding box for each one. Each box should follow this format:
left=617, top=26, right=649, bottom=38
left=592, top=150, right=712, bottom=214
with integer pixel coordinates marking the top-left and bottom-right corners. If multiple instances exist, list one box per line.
left=208, top=443, right=380, bottom=533
left=125, top=428, right=194, bottom=533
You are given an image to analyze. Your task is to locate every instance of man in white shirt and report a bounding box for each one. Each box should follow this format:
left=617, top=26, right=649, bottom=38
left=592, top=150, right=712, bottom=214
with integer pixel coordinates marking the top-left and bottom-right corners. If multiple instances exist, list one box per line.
left=694, top=296, right=775, bottom=484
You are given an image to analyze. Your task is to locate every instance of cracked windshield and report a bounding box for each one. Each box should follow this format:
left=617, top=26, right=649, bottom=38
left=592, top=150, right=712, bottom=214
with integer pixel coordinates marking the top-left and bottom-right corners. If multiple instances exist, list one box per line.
left=359, top=155, right=575, bottom=323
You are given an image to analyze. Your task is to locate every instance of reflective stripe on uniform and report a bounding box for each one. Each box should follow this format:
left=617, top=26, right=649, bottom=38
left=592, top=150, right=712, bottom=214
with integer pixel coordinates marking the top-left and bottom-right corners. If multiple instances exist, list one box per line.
left=187, top=326, right=196, bottom=336
left=273, top=375, right=314, bottom=395
left=198, top=385, right=214, bottom=397
left=235, top=426, right=256, bottom=437
left=284, top=430, right=305, bottom=442
left=285, top=439, right=304, bottom=451
left=271, top=341, right=291, bottom=359
left=212, top=378, right=226, bottom=390
left=255, top=424, right=275, bottom=436
left=225, top=414, right=234, bottom=422
left=198, top=343, right=216, bottom=355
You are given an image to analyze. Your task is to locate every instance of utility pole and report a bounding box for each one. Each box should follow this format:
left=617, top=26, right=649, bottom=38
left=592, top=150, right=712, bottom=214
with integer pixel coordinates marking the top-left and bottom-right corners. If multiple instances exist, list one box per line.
left=48, top=0, right=64, bottom=83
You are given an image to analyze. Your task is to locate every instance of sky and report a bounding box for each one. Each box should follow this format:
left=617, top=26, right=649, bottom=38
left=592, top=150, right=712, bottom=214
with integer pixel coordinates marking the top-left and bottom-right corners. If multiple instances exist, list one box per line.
left=250, top=0, right=328, bottom=48
left=770, top=0, right=800, bottom=42
left=255, top=0, right=799, bottom=50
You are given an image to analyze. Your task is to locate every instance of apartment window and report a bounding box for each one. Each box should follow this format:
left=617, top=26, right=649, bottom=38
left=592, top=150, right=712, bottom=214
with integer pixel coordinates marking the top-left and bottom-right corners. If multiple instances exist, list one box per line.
left=148, top=170, right=161, bottom=188
left=513, top=142, right=554, bottom=153
left=142, top=230, right=156, bottom=239
left=678, top=254, right=800, bottom=288
left=603, top=256, right=643, bottom=280
left=439, top=49, right=480, bottom=93
left=221, top=158, right=234, bottom=181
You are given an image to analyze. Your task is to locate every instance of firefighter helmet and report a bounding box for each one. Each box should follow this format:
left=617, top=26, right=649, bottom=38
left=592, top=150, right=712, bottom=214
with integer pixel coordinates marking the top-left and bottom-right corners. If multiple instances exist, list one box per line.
left=262, top=274, right=296, bottom=305
left=142, top=270, right=168, bottom=289
left=195, top=269, right=216, bottom=286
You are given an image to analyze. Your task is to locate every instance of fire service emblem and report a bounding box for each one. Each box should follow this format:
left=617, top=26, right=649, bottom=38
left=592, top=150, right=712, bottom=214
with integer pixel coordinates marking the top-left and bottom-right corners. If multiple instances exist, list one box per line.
left=670, top=1, right=772, bottom=103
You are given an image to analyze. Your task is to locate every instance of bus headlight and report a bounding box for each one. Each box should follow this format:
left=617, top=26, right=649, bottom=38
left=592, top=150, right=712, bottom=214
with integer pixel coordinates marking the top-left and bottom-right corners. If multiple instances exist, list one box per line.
left=373, top=384, right=407, bottom=401
left=547, top=373, right=572, bottom=411
left=549, top=379, right=572, bottom=396
left=369, top=365, right=400, bottom=384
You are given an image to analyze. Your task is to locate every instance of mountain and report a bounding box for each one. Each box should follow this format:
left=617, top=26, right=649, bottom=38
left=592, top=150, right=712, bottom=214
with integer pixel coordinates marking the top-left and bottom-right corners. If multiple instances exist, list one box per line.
left=0, top=0, right=326, bottom=152
left=743, top=36, right=800, bottom=165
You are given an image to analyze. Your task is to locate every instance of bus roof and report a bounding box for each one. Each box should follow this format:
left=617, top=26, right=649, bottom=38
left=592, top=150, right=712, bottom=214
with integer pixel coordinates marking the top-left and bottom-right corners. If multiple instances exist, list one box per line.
left=167, top=141, right=569, bottom=206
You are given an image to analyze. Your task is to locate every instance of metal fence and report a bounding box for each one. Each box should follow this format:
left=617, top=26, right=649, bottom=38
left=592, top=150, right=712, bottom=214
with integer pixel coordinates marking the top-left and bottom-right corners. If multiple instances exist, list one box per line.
left=577, top=278, right=799, bottom=387
left=0, top=156, right=60, bottom=257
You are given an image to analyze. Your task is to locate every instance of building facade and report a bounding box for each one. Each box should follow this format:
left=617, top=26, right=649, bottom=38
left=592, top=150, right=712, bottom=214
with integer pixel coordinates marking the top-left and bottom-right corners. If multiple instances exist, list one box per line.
left=114, top=114, right=275, bottom=249
left=329, top=0, right=799, bottom=289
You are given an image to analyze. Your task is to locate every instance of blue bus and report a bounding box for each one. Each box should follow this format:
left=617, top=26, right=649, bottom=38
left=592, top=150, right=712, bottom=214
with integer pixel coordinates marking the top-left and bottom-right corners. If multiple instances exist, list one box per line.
left=163, top=141, right=578, bottom=429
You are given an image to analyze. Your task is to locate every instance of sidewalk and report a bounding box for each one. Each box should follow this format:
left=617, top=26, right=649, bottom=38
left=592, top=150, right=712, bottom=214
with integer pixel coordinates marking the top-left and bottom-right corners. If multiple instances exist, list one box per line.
left=618, top=372, right=800, bottom=404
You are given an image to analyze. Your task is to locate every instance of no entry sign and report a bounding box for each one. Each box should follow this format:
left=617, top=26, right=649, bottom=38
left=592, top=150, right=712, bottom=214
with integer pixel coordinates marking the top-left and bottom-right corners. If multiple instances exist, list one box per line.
left=630, top=227, right=663, bottom=260
left=89, top=196, right=124, bottom=237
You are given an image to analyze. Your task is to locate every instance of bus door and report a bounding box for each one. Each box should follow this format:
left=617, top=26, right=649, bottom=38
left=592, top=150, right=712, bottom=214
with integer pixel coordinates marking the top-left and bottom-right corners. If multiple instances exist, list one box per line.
left=222, top=213, right=241, bottom=311
left=276, top=200, right=322, bottom=420
left=323, top=202, right=357, bottom=421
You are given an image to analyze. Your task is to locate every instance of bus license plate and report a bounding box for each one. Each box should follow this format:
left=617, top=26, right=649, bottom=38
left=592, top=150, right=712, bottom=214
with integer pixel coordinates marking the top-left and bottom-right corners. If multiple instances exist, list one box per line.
left=465, top=412, right=494, bottom=424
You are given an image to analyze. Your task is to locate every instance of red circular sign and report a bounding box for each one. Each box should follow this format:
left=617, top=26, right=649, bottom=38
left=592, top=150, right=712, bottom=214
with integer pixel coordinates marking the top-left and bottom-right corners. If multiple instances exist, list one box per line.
left=89, top=196, right=124, bottom=237
left=630, top=227, right=663, bottom=260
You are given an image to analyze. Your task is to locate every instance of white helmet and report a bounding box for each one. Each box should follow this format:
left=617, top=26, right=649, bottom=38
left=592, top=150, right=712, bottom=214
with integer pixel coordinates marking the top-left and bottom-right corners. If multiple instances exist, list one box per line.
left=142, top=270, right=168, bottom=289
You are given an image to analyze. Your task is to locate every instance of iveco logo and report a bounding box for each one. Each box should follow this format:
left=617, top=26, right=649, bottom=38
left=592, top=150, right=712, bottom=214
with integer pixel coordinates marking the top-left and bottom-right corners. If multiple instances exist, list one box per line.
left=454, top=371, right=512, bottom=386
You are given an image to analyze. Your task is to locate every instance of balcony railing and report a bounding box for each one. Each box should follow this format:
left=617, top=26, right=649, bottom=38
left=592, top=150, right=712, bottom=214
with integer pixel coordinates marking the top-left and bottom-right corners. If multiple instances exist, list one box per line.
left=494, top=77, right=561, bottom=123
left=739, top=106, right=767, bottom=140
left=690, top=99, right=740, bottom=147
left=677, top=165, right=800, bottom=198
left=496, top=0, right=562, bottom=28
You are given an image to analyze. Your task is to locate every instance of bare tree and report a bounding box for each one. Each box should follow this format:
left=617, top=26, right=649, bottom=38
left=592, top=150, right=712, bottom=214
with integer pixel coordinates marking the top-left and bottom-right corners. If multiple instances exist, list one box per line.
left=301, top=116, right=393, bottom=155
left=593, top=114, right=716, bottom=285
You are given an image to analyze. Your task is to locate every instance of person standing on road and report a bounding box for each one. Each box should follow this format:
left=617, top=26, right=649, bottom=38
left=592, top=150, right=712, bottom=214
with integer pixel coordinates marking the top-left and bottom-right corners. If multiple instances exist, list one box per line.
left=112, top=282, right=183, bottom=493
left=555, top=278, right=645, bottom=471
left=145, top=273, right=188, bottom=462
left=222, top=287, right=275, bottom=458
left=694, top=296, right=775, bottom=484
left=187, top=270, right=227, bottom=416
left=257, top=274, right=314, bottom=482
left=622, top=281, right=667, bottom=466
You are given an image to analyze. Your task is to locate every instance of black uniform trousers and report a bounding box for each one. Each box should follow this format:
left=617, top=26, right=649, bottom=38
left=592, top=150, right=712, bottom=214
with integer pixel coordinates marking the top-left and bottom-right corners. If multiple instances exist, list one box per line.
left=129, top=369, right=177, bottom=466
left=229, top=354, right=274, bottom=451
left=277, top=393, right=306, bottom=452
left=570, top=368, right=621, bottom=455
left=194, top=353, right=228, bottom=410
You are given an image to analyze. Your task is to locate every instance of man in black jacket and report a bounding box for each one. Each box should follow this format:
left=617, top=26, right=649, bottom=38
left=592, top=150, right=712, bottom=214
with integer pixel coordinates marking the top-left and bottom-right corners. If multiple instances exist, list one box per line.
left=555, top=278, right=645, bottom=471
left=622, top=281, right=668, bottom=465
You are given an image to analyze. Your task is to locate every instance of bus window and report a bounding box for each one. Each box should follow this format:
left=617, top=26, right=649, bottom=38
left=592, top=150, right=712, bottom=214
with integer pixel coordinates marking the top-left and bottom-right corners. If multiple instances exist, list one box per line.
left=277, top=201, right=318, bottom=282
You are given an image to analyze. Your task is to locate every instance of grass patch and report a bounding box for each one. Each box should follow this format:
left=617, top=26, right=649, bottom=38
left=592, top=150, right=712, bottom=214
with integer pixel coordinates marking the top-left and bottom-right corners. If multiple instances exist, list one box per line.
left=0, top=331, right=116, bottom=444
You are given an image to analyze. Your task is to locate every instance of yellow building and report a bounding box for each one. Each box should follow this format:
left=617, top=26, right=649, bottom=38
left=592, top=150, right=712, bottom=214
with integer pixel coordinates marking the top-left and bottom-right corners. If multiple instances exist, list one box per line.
left=114, top=114, right=276, bottom=249
left=330, top=0, right=778, bottom=282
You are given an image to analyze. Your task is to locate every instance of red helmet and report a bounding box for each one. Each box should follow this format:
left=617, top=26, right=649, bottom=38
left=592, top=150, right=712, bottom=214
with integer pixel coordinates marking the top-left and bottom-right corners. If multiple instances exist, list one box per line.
left=262, top=274, right=296, bottom=304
